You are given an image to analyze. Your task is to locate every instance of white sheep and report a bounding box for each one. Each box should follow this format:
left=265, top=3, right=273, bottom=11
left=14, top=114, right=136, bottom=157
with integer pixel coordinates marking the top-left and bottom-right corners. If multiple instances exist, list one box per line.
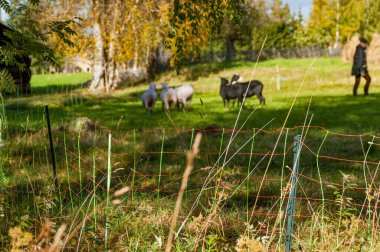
left=175, top=84, right=193, bottom=111
left=160, top=83, right=177, bottom=112
left=141, top=83, right=157, bottom=113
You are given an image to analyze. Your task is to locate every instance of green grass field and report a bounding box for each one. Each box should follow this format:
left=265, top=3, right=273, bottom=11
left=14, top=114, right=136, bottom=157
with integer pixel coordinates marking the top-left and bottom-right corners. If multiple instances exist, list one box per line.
left=2, top=57, right=380, bottom=251
left=16, top=57, right=379, bottom=133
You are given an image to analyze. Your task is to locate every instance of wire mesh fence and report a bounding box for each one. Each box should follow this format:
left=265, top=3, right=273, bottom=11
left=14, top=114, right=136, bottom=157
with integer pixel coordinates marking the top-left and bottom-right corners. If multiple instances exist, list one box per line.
left=2, top=111, right=380, bottom=248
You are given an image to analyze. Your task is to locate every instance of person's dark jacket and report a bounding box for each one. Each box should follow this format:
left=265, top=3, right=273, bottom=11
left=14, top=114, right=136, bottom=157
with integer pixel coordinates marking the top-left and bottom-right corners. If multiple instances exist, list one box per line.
left=351, top=45, right=367, bottom=76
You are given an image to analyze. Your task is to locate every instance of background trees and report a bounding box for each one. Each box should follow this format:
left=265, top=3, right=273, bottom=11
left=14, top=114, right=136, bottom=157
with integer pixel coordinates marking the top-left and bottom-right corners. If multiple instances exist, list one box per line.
left=3, top=0, right=379, bottom=93
left=0, top=0, right=79, bottom=94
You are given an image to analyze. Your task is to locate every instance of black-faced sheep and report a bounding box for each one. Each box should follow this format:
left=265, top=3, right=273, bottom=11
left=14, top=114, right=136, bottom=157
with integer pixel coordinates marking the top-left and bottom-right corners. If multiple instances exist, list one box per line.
left=219, top=77, right=244, bottom=108
left=220, top=76, right=266, bottom=107
left=236, top=80, right=266, bottom=105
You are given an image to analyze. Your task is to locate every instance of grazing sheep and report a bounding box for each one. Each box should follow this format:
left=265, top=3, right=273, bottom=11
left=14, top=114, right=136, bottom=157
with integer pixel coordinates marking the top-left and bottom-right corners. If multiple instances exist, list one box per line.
left=175, top=84, right=194, bottom=111
left=220, top=77, right=244, bottom=108
left=236, top=80, right=266, bottom=105
left=141, top=83, right=157, bottom=113
left=160, top=83, right=177, bottom=112
left=220, top=77, right=266, bottom=108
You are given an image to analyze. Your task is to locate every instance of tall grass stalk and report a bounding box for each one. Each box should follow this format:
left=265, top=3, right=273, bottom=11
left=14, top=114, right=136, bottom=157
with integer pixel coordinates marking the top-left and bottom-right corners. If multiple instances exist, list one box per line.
left=216, top=128, right=224, bottom=168
left=359, top=136, right=375, bottom=217
left=316, top=131, right=329, bottom=244
left=370, top=162, right=380, bottom=251
left=93, top=152, right=97, bottom=230
left=63, top=130, right=74, bottom=213
left=177, top=119, right=273, bottom=237
left=336, top=176, right=347, bottom=250
left=249, top=58, right=316, bottom=225
left=213, top=128, right=225, bottom=202
left=185, top=128, right=195, bottom=200
left=78, top=131, right=82, bottom=197
left=77, top=195, right=95, bottom=252
left=158, top=129, right=166, bottom=199
left=132, top=129, right=136, bottom=200
left=246, top=129, right=255, bottom=224
left=271, top=128, right=289, bottom=250
left=105, top=133, right=112, bottom=251
left=165, top=133, right=202, bottom=252
left=361, top=136, right=376, bottom=248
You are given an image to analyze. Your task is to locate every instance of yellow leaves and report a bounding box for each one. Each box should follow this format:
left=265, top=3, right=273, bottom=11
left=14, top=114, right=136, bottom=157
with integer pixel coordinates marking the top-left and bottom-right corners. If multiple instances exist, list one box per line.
left=9, top=226, right=33, bottom=252
left=235, top=235, right=266, bottom=252
left=40, top=0, right=170, bottom=66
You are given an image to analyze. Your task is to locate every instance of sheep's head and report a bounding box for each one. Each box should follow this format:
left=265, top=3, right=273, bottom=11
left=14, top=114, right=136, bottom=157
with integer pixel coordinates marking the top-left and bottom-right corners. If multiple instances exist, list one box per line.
left=161, top=83, right=168, bottom=89
left=149, top=83, right=156, bottom=90
left=220, top=77, right=229, bottom=86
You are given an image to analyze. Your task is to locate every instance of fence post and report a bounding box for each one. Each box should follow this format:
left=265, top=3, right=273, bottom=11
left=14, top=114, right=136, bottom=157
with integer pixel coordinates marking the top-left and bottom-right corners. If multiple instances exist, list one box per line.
left=131, top=129, right=137, bottom=200
left=44, top=105, right=60, bottom=204
left=276, top=64, right=281, bottom=91
left=157, top=129, right=166, bottom=199
left=105, top=133, right=112, bottom=251
left=285, top=134, right=302, bottom=252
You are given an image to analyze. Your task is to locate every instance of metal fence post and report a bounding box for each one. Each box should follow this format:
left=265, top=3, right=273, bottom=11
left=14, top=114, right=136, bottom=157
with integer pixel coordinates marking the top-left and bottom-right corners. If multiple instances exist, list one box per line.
left=44, top=105, right=60, bottom=206
left=285, top=134, right=302, bottom=252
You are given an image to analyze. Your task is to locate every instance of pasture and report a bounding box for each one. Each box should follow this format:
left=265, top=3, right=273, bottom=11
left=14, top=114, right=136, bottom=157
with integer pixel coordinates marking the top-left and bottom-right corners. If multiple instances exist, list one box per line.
left=2, top=57, right=380, bottom=251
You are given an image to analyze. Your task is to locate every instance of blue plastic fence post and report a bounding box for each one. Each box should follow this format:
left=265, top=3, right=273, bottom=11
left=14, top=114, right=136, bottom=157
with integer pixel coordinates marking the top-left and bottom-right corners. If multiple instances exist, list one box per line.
left=285, top=134, right=302, bottom=252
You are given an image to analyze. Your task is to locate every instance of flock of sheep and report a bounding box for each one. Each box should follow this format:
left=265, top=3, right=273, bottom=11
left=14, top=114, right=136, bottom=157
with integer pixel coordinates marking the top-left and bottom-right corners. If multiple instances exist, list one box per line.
left=140, top=74, right=265, bottom=113
left=141, top=83, right=194, bottom=113
left=220, top=74, right=265, bottom=108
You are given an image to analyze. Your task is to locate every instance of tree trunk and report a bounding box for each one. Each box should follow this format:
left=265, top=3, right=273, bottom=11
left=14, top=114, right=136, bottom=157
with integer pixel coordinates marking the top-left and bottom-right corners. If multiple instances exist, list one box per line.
left=226, top=35, right=236, bottom=62
left=334, top=0, right=340, bottom=48
left=155, top=40, right=170, bottom=72
left=132, top=24, right=139, bottom=70
left=89, top=19, right=107, bottom=92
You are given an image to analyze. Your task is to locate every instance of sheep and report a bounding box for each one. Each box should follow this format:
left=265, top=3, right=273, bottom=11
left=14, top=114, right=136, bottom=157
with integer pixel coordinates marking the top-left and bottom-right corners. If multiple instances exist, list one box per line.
left=160, top=83, right=177, bottom=112
left=220, top=77, right=244, bottom=108
left=235, top=80, right=266, bottom=105
left=229, top=74, right=244, bottom=107
left=220, top=77, right=266, bottom=108
left=141, top=83, right=157, bottom=113
left=175, top=84, right=194, bottom=111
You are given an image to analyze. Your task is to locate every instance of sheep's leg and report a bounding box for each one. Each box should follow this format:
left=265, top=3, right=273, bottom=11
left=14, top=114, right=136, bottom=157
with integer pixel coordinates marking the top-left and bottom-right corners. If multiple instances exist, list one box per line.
left=182, top=99, right=187, bottom=111
left=238, top=98, right=243, bottom=108
left=259, top=96, right=265, bottom=106
left=186, top=97, right=192, bottom=111
left=223, top=99, right=226, bottom=108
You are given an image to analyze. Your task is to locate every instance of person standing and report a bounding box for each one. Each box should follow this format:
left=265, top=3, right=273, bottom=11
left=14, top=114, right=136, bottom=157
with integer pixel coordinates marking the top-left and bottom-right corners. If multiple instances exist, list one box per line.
left=352, top=38, right=371, bottom=96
